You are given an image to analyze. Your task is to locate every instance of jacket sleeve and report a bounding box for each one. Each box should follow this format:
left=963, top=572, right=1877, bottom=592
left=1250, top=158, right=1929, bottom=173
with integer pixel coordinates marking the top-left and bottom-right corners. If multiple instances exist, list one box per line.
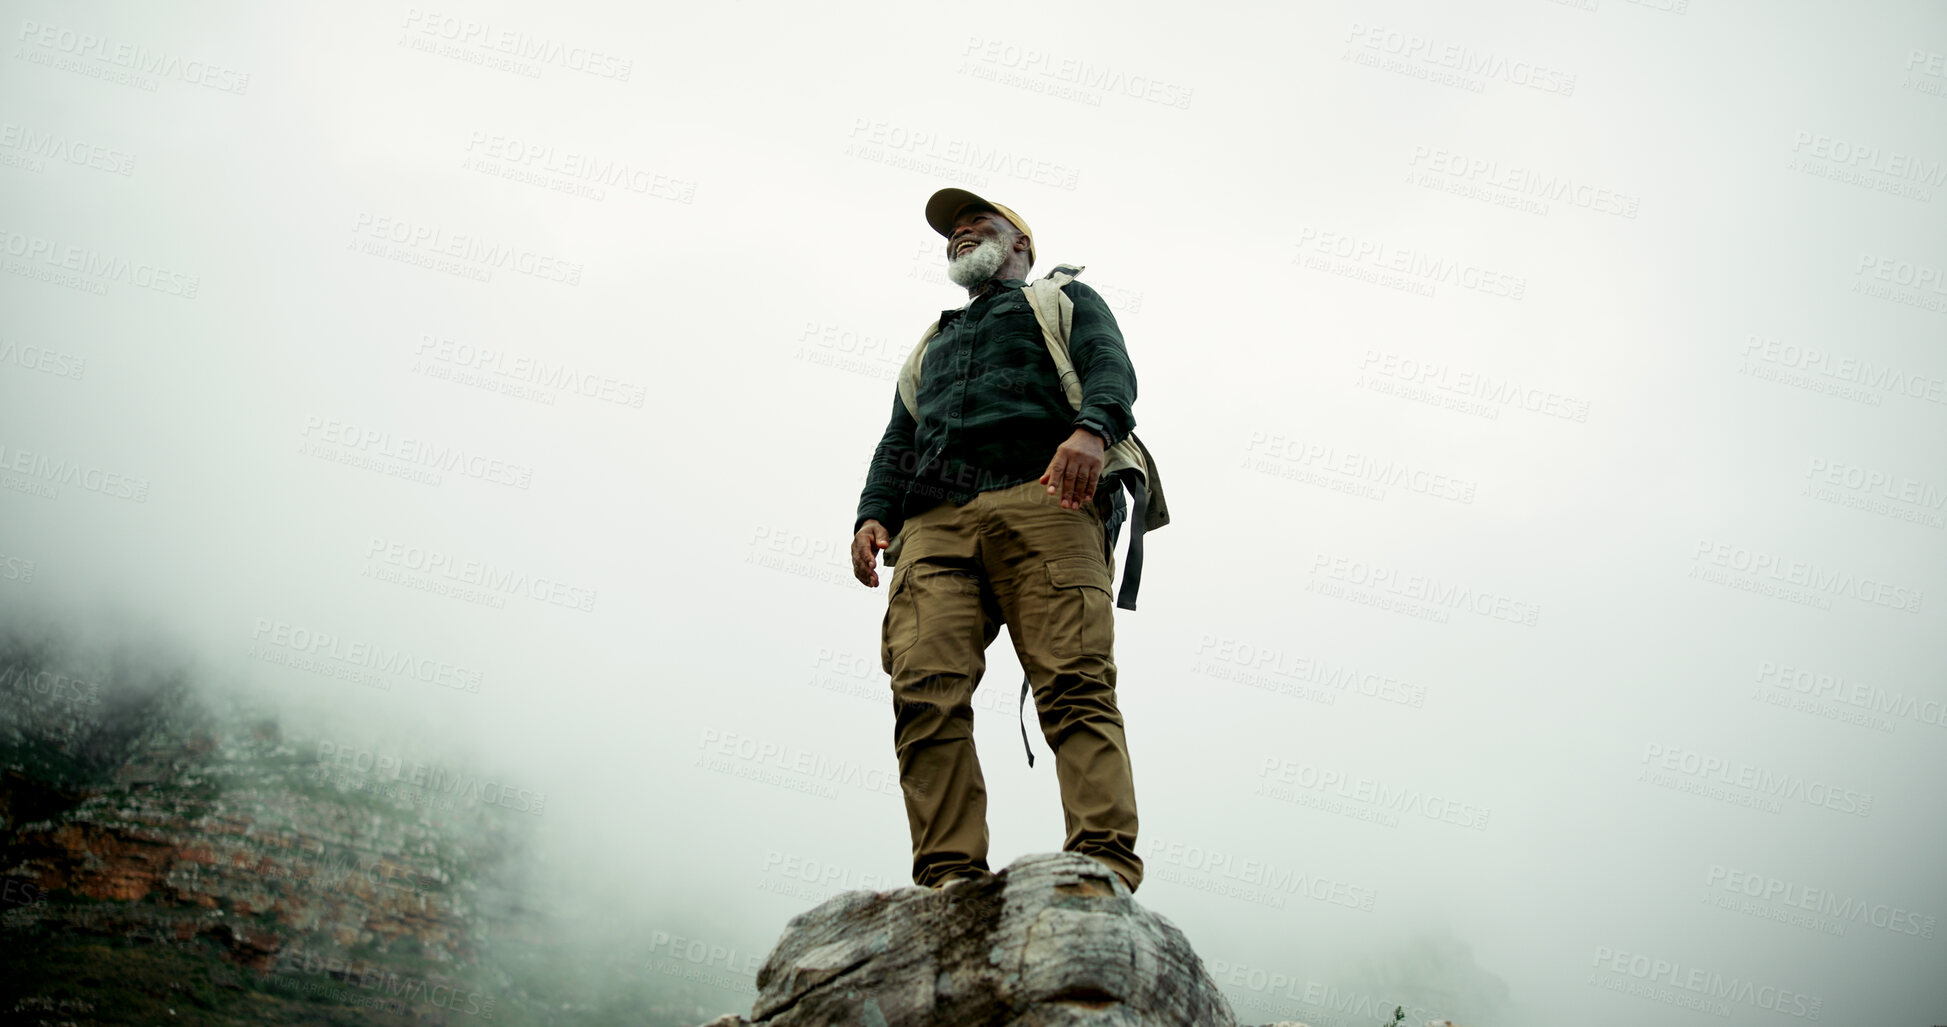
left=1062, top=280, right=1136, bottom=448
left=854, top=390, right=918, bottom=537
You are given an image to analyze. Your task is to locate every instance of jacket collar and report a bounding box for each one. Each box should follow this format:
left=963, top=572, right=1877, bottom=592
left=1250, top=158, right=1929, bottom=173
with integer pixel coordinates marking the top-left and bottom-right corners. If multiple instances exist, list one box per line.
left=946, top=277, right=1030, bottom=319
left=983, top=276, right=1030, bottom=296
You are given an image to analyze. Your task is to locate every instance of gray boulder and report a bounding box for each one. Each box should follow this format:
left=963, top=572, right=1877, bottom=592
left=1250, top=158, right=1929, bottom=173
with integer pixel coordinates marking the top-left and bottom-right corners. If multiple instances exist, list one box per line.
left=695, top=850, right=1303, bottom=1027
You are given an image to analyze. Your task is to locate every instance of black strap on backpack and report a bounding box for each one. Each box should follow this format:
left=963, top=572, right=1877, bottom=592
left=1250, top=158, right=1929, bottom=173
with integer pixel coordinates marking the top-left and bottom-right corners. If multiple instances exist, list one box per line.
left=1019, top=673, right=1036, bottom=766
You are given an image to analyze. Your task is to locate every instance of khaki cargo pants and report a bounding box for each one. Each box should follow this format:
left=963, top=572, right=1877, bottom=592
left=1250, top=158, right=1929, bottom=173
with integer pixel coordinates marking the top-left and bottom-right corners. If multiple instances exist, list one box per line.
left=880, top=478, right=1142, bottom=893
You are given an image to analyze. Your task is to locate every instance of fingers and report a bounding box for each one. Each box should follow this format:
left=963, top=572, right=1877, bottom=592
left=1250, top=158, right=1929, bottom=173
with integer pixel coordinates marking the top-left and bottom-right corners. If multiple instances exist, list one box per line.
left=852, top=530, right=883, bottom=586
left=1044, top=447, right=1102, bottom=510
left=1061, top=457, right=1083, bottom=509
left=1064, top=447, right=1101, bottom=509
left=1073, top=466, right=1097, bottom=508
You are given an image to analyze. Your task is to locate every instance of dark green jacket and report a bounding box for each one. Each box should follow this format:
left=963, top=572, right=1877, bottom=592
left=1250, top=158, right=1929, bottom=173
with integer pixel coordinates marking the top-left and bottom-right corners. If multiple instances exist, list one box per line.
left=853, top=276, right=1137, bottom=539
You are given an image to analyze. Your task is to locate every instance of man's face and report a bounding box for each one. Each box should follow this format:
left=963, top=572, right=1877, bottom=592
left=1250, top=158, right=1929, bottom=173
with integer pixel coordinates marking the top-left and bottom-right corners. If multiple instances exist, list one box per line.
left=946, top=206, right=1024, bottom=263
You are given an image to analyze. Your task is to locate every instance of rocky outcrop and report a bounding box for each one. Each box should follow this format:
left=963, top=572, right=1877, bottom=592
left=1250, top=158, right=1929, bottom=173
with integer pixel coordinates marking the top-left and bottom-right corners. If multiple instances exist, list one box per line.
left=1, top=698, right=486, bottom=972
left=0, top=638, right=526, bottom=1023
left=693, top=850, right=1314, bottom=1027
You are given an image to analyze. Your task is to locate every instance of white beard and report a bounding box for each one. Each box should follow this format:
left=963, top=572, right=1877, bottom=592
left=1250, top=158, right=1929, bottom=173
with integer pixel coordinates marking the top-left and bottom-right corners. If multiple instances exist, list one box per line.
left=946, top=238, right=1009, bottom=288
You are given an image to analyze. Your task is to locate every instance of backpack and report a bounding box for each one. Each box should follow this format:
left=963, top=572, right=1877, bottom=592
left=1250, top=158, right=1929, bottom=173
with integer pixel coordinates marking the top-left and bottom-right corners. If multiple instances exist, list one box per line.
left=881, top=264, right=1172, bottom=766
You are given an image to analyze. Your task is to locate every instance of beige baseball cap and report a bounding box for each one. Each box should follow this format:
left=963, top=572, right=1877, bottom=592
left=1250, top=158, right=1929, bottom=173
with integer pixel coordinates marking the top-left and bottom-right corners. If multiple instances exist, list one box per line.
left=925, top=188, right=1034, bottom=266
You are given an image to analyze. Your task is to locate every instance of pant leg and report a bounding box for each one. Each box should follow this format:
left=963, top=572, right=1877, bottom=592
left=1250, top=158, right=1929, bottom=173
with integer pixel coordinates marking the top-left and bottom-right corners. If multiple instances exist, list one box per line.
left=883, top=499, right=1005, bottom=888
left=979, top=481, right=1143, bottom=892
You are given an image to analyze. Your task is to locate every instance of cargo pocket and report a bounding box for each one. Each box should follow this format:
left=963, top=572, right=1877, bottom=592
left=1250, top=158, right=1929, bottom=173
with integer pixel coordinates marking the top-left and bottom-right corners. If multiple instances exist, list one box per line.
left=1045, top=555, right=1115, bottom=658
left=881, top=563, right=920, bottom=674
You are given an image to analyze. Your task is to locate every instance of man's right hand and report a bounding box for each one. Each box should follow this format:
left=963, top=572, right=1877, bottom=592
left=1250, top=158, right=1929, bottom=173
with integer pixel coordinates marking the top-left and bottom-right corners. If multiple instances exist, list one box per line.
left=852, top=520, right=891, bottom=586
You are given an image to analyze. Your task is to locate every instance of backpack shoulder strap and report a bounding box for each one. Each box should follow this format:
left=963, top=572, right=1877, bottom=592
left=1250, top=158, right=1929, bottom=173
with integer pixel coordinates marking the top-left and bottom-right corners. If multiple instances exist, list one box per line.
left=1022, top=265, right=1085, bottom=408
left=896, top=320, right=941, bottom=421
left=884, top=319, right=940, bottom=570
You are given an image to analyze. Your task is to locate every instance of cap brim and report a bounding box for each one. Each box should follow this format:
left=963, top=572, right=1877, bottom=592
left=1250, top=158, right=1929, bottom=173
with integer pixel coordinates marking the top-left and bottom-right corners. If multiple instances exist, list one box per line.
left=925, top=188, right=996, bottom=238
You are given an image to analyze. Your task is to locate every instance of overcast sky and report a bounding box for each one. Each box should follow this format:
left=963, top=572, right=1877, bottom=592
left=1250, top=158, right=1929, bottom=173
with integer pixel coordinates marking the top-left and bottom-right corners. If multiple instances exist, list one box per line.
left=3, top=1, right=1945, bottom=1024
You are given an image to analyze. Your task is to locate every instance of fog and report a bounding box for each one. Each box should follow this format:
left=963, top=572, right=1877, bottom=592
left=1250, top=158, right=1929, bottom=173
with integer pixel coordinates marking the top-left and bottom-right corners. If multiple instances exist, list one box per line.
left=3, top=1, right=1944, bottom=1024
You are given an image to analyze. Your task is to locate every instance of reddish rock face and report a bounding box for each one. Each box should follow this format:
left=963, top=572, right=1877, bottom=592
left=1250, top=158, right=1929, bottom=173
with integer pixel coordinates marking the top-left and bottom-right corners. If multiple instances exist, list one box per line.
left=1, top=679, right=500, bottom=984
left=9, top=646, right=969, bottom=1026
left=29, top=822, right=179, bottom=902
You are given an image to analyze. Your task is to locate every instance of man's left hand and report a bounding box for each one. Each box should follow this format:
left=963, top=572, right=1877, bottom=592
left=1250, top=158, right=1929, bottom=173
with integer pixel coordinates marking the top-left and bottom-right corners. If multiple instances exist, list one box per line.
left=1040, top=428, right=1105, bottom=510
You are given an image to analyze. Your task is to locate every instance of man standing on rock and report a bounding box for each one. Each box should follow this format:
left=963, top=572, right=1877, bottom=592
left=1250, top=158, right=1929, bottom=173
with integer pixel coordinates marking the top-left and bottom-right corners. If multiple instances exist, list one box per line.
left=850, top=188, right=1143, bottom=895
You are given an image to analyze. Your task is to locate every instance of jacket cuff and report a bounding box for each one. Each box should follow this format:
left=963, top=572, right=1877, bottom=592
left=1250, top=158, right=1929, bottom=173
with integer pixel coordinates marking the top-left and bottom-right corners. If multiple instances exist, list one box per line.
left=1073, top=417, right=1115, bottom=449
left=855, top=510, right=898, bottom=536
